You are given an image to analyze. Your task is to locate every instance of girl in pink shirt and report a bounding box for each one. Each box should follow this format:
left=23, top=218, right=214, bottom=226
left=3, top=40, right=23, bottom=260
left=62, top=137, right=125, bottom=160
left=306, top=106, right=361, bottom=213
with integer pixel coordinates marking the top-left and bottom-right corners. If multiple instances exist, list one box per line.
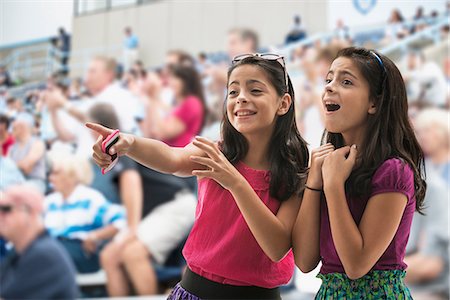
left=87, top=53, right=309, bottom=299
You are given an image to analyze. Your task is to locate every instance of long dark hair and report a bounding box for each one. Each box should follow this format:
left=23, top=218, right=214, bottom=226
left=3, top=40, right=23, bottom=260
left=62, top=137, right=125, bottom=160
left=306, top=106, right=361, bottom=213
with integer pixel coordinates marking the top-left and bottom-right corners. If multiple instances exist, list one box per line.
left=168, top=65, right=207, bottom=133
left=323, top=47, right=426, bottom=212
left=221, top=56, right=309, bottom=202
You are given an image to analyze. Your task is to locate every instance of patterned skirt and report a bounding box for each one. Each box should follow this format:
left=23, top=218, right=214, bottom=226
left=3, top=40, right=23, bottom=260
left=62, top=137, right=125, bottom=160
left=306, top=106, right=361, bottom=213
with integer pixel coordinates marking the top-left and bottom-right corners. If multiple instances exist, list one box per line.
left=167, top=283, right=201, bottom=300
left=315, top=270, right=413, bottom=300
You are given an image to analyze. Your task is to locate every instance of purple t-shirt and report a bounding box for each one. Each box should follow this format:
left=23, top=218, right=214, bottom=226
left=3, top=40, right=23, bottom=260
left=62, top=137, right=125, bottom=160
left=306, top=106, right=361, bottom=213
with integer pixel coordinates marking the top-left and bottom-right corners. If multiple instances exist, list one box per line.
left=164, top=95, right=203, bottom=148
left=319, top=158, right=416, bottom=274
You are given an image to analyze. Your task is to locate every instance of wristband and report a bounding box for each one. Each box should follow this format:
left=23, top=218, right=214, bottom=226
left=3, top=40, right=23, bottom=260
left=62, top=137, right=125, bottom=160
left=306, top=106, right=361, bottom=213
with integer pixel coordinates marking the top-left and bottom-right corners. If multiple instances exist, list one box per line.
left=305, top=185, right=323, bottom=192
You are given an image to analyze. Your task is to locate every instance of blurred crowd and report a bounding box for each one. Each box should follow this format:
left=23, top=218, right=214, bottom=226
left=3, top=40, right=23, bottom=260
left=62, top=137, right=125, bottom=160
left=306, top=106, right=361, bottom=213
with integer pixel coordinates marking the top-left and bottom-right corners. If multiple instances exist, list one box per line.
left=0, top=4, right=448, bottom=299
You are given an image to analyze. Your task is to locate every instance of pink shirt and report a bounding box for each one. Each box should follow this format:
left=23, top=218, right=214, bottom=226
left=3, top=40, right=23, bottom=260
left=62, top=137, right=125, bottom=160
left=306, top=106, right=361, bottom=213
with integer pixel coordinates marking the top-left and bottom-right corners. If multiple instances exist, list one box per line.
left=183, top=161, right=295, bottom=288
left=164, top=95, right=203, bottom=147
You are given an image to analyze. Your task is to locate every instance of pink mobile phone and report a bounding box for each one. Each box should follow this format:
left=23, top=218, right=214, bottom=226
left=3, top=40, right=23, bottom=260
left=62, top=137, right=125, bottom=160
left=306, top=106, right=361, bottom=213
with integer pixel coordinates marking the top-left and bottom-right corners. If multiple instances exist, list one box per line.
left=101, top=129, right=120, bottom=175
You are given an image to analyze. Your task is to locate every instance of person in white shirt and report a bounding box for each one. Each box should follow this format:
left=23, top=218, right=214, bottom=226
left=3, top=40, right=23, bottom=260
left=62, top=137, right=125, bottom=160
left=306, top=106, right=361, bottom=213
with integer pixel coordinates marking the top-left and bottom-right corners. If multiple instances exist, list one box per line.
left=46, top=56, right=142, bottom=135
left=403, top=51, right=447, bottom=108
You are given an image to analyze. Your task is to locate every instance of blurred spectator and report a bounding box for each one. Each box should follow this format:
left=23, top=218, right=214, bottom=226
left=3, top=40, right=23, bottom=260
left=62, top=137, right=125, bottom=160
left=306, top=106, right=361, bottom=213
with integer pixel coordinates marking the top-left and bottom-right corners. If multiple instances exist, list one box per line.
left=57, top=27, right=71, bottom=75
left=201, top=66, right=226, bottom=141
left=440, top=24, right=450, bottom=41
left=45, top=56, right=142, bottom=158
left=5, top=97, right=22, bottom=119
left=87, top=101, right=196, bottom=296
left=0, top=185, right=79, bottom=299
left=403, top=51, right=447, bottom=108
left=131, top=60, right=146, bottom=76
left=285, top=15, right=307, bottom=44
left=0, top=86, right=8, bottom=112
left=405, top=170, right=449, bottom=300
left=123, top=27, right=139, bottom=72
left=415, top=108, right=450, bottom=185
left=296, top=46, right=338, bottom=149
left=160, top=50, right=196, bottom=104
left=44, top=152, right=126, bottom=273
left=165, top=49, right=196, bottom=69
left=384, top=9, right=408, bottom=43
left=68, top=77, right=84, bottom=100
left=444, top=57, right=450, bottom=108
left=333, top=19, right=352, bottom=43
left=227, top=28, right=259, bottom=59
left=0, top=114, right=14, bottom=156
left=414, top=6, right=425, bottom=21
left=100, top=165, right=196, bottom=296
left=407, top=106, right=449, bottom=299
left=9, top=112, right=46, bottom=193
left=411, top=6, right=427, bottom=34
left=0, top=156, right=25, bottom=190
left=142, top=64, right=206, bottom=148
left=87, top=103, right=144, bottom=234
left=0, top=65, right=12, bottom=87
left=197, top=52, right=211, bottom=76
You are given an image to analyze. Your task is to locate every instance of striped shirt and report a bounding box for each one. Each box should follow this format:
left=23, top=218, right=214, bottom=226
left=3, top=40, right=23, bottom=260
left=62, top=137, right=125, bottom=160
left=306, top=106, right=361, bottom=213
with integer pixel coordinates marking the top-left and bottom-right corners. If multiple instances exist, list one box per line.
left=44, top=184, right=126, bottom=240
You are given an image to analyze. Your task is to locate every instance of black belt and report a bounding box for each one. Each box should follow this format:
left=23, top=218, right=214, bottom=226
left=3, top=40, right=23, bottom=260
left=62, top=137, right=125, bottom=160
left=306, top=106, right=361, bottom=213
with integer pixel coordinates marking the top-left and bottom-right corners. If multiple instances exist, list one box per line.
left=180, top=268, right=281, bottom=299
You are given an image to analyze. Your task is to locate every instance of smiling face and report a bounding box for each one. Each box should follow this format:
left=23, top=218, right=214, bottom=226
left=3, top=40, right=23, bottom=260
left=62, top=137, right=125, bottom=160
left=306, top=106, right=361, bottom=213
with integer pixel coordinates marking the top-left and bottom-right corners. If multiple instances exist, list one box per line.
left=322, top=57, right=377, bottom=138
left=226, top=64, right=291, bottom=139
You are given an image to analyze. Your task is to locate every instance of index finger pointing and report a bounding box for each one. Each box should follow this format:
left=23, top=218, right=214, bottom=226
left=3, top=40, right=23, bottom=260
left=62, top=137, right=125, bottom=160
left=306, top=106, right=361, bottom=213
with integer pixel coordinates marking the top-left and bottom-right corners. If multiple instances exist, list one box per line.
left=85, top=122, right=113, bottom=138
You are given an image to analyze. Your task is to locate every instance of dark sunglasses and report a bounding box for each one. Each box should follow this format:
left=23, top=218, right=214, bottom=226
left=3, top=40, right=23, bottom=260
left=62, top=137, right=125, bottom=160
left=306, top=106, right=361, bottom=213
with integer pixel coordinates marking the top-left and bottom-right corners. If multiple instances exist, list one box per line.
left=232, top=53, right=289, bottom=92
left=0, top=204, right=13, bottom=214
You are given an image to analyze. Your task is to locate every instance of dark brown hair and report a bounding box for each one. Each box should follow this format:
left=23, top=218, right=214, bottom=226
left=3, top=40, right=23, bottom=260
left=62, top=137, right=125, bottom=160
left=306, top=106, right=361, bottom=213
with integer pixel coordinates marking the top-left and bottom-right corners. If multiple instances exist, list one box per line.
left=222, top=56, right=309, bottom=201
left=168, top=65, right=207, bottom=133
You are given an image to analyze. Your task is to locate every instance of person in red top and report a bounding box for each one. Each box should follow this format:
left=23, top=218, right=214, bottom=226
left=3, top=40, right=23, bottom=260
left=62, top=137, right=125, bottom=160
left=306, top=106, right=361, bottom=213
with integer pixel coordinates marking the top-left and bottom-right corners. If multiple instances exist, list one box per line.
left=87, top=53, right=309, bottom=299
left=0, top=114, right=14, bottom=156
left=142, top=65, right=206, bottom=147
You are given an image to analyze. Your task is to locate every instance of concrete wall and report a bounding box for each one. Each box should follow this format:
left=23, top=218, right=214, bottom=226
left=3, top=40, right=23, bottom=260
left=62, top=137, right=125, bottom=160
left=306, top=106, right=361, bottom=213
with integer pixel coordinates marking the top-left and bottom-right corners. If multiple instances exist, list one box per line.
left=70, top=0, right=328, bottom=77
left=1, top=0, right=73, bottom=46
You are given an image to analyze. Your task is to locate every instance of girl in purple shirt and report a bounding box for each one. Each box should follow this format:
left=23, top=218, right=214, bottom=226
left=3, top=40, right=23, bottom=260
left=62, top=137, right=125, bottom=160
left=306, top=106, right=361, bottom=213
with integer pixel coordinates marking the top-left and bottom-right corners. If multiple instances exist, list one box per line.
left=293, top=47, right=426, bottom=299
left=87, top=53, right=309, bottom=299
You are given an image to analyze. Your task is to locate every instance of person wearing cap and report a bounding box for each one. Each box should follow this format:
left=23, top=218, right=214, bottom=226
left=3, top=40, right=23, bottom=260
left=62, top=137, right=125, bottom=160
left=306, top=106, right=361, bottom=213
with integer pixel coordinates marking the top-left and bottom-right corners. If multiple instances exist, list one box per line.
left=0, top=185, right=79, bottom=299
left=8, top=112, right=46, bottom=193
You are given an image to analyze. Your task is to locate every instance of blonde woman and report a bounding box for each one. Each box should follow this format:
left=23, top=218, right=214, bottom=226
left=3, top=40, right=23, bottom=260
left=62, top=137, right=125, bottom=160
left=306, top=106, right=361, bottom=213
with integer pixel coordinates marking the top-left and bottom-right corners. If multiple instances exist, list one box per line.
left=44, top=152, right=126, bottom=273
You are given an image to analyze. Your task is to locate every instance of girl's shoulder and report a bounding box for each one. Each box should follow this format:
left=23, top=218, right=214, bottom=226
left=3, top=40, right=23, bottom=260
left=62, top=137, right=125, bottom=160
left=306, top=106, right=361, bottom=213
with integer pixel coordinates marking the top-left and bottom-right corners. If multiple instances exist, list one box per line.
left=371, top=157, right=415, bottom=202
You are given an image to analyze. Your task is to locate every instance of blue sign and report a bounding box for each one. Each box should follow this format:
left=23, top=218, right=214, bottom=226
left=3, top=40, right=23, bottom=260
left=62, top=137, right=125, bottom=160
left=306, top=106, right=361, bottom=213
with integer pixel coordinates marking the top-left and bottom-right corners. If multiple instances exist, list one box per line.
left=353, top=0, right=377, bottom=15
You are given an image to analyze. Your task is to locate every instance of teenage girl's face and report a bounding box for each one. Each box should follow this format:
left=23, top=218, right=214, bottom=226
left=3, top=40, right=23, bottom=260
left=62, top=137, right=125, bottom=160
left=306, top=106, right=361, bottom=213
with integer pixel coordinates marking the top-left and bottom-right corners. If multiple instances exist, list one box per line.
left=226, top=65, right=290, bottom=138
left=322, top=57, right=376, bottom=136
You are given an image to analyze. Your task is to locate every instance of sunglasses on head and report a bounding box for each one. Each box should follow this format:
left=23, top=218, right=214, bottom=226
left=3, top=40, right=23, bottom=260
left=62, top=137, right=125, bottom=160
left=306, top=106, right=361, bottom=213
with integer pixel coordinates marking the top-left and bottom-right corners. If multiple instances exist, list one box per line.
left=0, top=204, right=13, bottom=214
left=231, top=53, right=289, bottom=92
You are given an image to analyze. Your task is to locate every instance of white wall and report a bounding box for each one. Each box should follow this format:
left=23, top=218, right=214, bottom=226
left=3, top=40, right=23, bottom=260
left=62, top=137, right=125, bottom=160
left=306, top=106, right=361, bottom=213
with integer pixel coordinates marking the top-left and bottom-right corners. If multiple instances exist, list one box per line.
left=0, top=0, right=73, bottom=46
left=70, top=0, right=329, bottom=75
left=327, top=0, right=447, bottom=30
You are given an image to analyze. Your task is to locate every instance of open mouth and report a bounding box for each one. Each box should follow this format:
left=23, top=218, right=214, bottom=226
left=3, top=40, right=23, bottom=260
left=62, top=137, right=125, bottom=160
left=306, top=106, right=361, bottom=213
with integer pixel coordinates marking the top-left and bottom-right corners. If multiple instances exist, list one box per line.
left=325, top=103, right=341, bottom=112
left=235, top=111, right=257, bottom=117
